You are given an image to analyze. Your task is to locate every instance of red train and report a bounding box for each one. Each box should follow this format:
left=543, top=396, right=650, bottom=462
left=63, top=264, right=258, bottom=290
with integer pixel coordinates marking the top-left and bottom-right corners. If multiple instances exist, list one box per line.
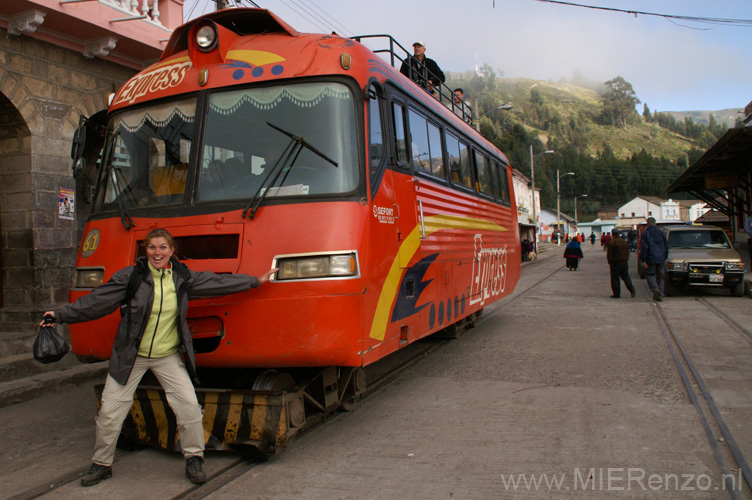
left=70, top=8, right=521, bottom=454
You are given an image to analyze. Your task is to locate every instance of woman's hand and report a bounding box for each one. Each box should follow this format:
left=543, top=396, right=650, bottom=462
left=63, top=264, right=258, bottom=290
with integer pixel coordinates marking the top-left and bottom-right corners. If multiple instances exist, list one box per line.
left=40, top=311, right=56, bottom=326
left=259, top=268, right=279, bottom=285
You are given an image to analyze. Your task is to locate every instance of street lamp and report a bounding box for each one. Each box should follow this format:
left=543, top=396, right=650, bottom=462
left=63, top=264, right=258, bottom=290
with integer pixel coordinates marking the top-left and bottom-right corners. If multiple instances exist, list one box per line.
left=529, top=146, right=554, bottom=244
left=474, top=104, right=513, bottom=131
left=574, top=194, right=588, bottom=231
left=556, top=169, right=575, bottom=246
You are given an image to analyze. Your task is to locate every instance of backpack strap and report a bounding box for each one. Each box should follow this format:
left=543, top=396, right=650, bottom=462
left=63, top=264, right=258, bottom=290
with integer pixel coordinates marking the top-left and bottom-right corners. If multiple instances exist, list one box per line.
left=121, top=260, right=148, bottom=315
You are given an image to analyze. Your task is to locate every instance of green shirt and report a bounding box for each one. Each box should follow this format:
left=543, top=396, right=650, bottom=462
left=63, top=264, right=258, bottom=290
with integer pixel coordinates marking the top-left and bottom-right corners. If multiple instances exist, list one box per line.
left=138, top=262, right=180, bottom=358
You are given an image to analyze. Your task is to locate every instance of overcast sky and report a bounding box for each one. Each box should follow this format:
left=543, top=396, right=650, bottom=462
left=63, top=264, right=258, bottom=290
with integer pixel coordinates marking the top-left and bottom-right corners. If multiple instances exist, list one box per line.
left=184, top=0, right=752, bottom=113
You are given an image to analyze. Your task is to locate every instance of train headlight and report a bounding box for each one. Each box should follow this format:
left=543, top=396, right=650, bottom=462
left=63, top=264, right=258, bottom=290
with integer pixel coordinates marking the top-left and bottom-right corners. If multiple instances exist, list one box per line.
left=195, top=23, right=218, bottom=52
left=276, top=253, right=358, bottom=281
left=73, top=268, right=104, bottom=288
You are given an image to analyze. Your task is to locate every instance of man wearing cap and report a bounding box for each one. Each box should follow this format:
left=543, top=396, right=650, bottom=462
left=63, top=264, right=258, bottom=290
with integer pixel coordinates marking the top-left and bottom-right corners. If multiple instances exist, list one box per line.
left=607, top=228, right=636, bottom=298
left=639, top=217, right=668, bottom=301
left=400, top=40, right=445, bottom=92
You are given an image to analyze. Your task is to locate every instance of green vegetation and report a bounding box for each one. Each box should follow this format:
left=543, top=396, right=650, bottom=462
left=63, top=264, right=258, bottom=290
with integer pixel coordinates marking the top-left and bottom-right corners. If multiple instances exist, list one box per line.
left=446, top=69, right=729, bottom=220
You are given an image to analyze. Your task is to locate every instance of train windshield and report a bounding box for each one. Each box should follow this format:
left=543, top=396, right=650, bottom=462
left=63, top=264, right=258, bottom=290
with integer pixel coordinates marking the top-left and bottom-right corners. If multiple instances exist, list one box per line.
left=95, top=97, right=197, bottom=212
left=93, top=81, right=359, bottom=214
left=197, top=82, right=358, bottom=202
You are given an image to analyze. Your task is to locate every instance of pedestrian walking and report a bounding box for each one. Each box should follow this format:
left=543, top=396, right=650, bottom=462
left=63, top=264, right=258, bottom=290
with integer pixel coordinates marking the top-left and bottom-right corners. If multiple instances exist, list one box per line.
left=42, top=228, right=278, bottom=487
left=627, top=228, right=637, bottom=252
left=590, top=233, right=596, bottom=245
left=606, top=228, right=636, bottom=298
left=639, top=217, right=669, bottom=301
left=563, top=238, right=584, bottom=271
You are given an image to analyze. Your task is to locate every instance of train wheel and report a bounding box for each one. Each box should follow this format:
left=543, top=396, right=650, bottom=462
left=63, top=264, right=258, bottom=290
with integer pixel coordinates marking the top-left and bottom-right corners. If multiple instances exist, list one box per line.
left=441, top=321, right=465, bottom=339
left=251, top=370, right=296, bottom=391
left=340, top=367, right=366, bottom=411
left=468, top=309, right=483, bottom=328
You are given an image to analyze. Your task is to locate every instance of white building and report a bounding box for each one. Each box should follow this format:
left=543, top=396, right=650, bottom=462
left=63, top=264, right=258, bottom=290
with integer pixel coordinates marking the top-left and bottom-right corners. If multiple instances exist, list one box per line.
left=512, top=168, right=540, bottom=241
left=618, top=196, right=663, bottom=219
left=660, top=198, right=709, bottom=222
left=661, top=199, right=681, bottom=220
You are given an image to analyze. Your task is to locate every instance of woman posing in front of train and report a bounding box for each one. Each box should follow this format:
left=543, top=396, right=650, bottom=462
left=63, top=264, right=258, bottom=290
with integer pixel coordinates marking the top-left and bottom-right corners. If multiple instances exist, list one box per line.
left=42, top=228, right=277, bottom=487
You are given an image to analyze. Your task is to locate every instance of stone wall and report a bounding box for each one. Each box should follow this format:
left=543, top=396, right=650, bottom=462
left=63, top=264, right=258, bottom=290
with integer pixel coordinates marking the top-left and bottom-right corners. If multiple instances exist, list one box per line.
left=0, top=28, right=136, bottom=332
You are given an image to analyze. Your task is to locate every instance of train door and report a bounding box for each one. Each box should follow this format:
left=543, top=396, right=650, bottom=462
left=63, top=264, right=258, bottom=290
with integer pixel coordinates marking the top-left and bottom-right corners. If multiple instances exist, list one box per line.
left=389, top=98, right=421, bottom=268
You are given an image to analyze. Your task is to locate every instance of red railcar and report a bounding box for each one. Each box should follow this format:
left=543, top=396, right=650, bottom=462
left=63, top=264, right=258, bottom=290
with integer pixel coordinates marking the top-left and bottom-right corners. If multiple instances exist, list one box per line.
left=70, top=8, right=520, bottom=453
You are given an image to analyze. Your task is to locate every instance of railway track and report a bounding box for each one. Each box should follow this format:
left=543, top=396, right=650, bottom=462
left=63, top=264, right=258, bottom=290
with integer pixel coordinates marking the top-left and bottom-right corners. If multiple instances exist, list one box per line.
left=653, top=297, right=752, bottom=499
left=8, top=337, right=455, bottom=500
left=21, top=256, right=748, bottom=499
left=10, top=260, right=566, bottom=500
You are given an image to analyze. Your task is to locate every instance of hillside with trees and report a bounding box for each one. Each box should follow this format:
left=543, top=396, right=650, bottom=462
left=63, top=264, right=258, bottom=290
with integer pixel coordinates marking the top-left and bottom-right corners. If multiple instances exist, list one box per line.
left=446, top=67, right=735, bottom=221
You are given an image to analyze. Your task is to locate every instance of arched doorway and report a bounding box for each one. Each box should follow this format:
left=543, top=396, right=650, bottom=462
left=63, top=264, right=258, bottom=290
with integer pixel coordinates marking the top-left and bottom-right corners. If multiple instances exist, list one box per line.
left=0, top=92, right=32, bottom=313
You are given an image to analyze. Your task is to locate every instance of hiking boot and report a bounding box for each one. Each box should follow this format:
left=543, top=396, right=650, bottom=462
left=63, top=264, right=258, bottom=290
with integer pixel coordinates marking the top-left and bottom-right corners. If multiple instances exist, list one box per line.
left=81, top=463, right=112, bottom=487
left=185, top=456, right=207, bottom=484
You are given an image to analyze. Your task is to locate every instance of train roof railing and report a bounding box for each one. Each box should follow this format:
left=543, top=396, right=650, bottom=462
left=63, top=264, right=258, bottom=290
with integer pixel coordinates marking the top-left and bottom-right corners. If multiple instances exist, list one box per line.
left=350, top=34, right=474, bottom=127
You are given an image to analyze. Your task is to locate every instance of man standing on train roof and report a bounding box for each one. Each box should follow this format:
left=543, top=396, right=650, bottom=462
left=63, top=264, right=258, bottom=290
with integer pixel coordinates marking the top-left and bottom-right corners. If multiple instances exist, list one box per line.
left=400, top=41, right=445, bottom=92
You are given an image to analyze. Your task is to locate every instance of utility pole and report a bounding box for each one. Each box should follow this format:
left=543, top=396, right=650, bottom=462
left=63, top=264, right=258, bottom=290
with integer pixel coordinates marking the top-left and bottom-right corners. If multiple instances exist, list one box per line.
left=530, top=145, right=536, bottom=243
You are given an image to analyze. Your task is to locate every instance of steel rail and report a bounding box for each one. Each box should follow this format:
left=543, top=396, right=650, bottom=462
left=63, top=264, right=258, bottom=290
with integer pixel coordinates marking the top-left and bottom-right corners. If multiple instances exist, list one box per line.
left=697, top=296, right=752, bottom=345
left=654, top=302, right=751, bottom=497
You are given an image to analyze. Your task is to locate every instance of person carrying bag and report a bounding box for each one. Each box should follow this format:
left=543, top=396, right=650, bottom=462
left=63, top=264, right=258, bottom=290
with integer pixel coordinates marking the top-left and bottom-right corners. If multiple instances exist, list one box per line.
left=32, top=316, right=69, bottom=364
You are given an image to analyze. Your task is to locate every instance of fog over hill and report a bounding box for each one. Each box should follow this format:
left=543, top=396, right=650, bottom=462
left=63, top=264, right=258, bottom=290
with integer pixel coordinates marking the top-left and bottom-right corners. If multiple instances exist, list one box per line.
left=662, top=109, right=741, bottom=128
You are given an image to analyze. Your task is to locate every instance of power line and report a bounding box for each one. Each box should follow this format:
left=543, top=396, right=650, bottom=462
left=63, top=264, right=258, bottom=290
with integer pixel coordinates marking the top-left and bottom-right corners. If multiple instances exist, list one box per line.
left=530, top=0, right=752, bottom=28
left=299, top=0, right=356, bottom=36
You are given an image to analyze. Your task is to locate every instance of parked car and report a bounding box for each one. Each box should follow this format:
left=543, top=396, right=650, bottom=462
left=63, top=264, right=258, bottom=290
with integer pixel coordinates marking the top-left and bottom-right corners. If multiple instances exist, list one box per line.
left=664, top=225, right=746, bottom=297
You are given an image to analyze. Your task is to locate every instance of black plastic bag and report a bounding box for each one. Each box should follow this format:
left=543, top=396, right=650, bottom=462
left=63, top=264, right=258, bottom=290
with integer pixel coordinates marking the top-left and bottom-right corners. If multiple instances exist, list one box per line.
left=33, top=318, right=69, bottom=364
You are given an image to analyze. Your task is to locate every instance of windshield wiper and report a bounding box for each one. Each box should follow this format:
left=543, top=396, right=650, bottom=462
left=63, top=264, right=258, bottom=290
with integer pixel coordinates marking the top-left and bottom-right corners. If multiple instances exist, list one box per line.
left=98, top=130, right=135, bottom=230
left=242, top=122, right=338, bottom=219
left=107, top=165, right=135, bottom=230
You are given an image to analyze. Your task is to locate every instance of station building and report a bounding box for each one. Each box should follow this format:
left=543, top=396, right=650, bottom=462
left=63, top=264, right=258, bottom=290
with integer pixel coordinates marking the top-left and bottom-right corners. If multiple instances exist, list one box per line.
left=0, top=0, right=183, bottom=332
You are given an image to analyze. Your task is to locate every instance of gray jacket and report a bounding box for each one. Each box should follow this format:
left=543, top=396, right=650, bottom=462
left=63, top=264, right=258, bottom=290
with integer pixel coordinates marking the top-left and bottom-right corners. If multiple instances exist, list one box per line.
left=56, top=256, right=257, bottom=385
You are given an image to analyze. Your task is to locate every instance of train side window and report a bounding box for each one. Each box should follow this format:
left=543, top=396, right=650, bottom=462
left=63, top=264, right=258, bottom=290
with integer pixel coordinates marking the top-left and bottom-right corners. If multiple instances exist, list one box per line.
left=473, top=150, right=493, bottom=196
left=392, top=102, right=408, bottom=166
left=408, top=109, right=430, bottom=172
left=427, top=121, right=444, bottom=179
left=495, top=161, right=510, bottom=204
left=446, top=132, right=473, bottom=190
left=368, top=85, right=386, bottom=190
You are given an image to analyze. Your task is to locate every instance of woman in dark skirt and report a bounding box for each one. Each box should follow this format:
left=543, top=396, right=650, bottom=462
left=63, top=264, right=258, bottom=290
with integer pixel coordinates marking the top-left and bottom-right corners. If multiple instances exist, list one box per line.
left=563, top=238, right=584, bottom=270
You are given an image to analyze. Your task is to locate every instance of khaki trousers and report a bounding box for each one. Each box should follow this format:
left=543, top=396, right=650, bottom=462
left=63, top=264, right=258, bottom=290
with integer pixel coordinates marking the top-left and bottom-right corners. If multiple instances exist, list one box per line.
left=92, top=353, right=204, bottom=466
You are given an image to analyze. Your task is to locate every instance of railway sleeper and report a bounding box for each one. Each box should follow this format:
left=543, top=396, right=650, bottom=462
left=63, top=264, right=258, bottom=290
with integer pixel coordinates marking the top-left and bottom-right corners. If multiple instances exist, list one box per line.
left=94, top=366, right=366, bottom=458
